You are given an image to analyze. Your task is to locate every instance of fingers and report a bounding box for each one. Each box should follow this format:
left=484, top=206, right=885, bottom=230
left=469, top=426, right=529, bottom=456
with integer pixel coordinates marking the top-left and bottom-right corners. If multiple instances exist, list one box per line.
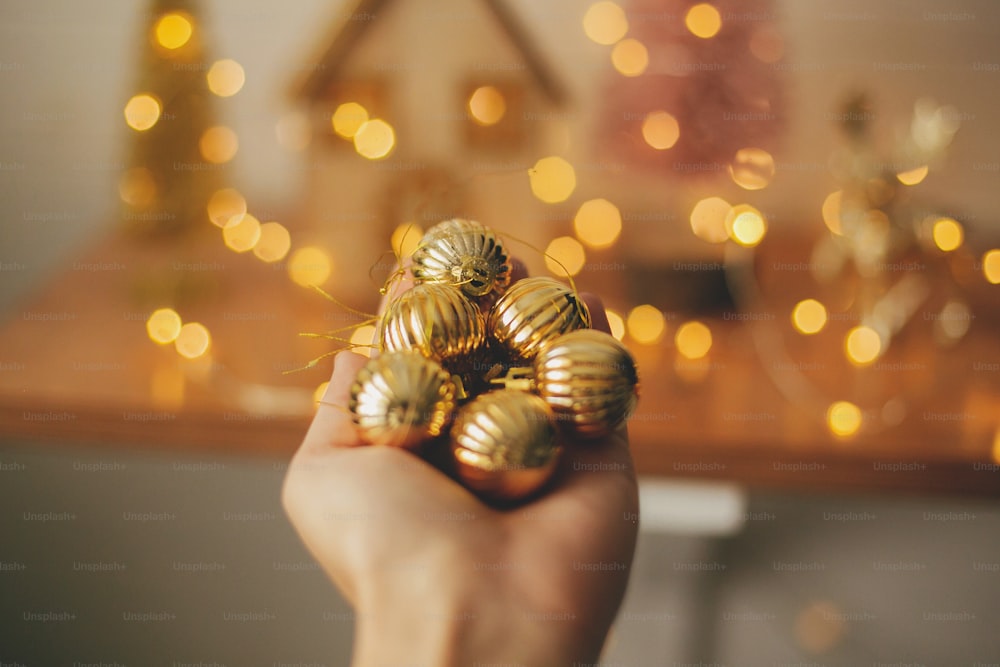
left=299, top=351, right=369, bottom=453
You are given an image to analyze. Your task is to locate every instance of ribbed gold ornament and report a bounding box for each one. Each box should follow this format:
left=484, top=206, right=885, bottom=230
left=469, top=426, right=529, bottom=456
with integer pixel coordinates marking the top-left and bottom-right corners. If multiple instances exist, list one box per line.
left=349, top=351, right=457, bottom=449
left=378, top=283, right=486, bottom=363
left=533, top=330, right=639, bottom=439
left=488, top=277, right=591, bottom=360
left=450, top=390, right=561, bottom=501
left=412, top=218, right=512, bottom=299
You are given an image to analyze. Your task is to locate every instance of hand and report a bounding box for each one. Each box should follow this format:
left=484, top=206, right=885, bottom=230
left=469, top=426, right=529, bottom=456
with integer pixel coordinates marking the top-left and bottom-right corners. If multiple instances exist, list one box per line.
left=282, top=274, right=639, bottom=666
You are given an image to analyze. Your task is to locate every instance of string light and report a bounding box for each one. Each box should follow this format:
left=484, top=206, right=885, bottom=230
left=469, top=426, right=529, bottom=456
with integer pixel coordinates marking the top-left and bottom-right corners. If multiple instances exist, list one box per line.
left=206, top=59, right=245, bottom=97
left=641, top=111, right=680, bottom=150
left=583, top=1, right=628, bottom=45
left=685, top=3, right=722, bottom=39
left=611, top=39, right=648, bottom=77
left=146, top=308, right=182, bottom=344
left=932, top=217, right=963, bottom=252
left=821, top=190, right=843, bottom=235
left=896, top=165, right=928, bottom=186
left=175, top=322, right=211, bottom=359
left=288, top=246, right=332, bottom=287
left=827, top=401, right=862, bottom=437
left=468, top=86, right=506, bottom=126
left=154, top=12, right=193, bottom=50
left=332, top=102, right=369, bottom=139
left=845, top=325, right=882, bottom=365
left=528, top=156, right=576, bottom=204
left=544, top=236, right=586, bottom=277
left=791, top=299, right=827, bottom=335
left=627, top=305, right=666, bottom=344
left=124, top=94, right=161, bottom=131
left=983, top=249, right=1000, bottom=284
left=689, top=197, right=731, bottom=243
left=729, top=147, right=775, bottom=190
left=573, top=199, right=622, bottom=249
left=675, top=321, right=712, bottom=359
left=207, top=188, right=247, bottom=228
left=253, top=222, right=292, bottom=262
left=200, top=126, right=239, bottom=164
left=353, top=119, right=395, bottom=159
left=726, top=204, right=767, bottom=247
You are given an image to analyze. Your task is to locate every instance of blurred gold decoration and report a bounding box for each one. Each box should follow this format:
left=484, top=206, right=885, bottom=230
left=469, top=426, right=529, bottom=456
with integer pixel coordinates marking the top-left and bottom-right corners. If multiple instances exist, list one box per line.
left=349, top=351, right=457, bottom=449
left=450, top=389, right=561, bottom=501
left=412, top=219, right=513, bottom=299
left=488, top=277, right=591, bottom=361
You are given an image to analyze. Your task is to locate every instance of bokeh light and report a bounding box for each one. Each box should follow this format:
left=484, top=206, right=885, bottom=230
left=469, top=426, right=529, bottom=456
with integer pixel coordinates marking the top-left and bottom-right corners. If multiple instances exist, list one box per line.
left=583, top=1, right=628, bottom=45
left=675, top=321, right=712, bottom=359
left=896, top=164, right=928, bottom=186
left=611, top=39, right=649, bottom=77
left=353, top=119, right=395, bottom=159
left=207, top=188, right=247, bottom=228
left=573, top=199, right=622, bottom=249
left=200, top=126, right=239, bottom=164
left=605, top=308, right=625, bottom=341
left=627, top=304, right=666, bottom=344
left=119, top=167, right=157, bottom=207
left=154, top=12, right=193, bottom=50
left=729, top=147, right=775, bottom=190
left=124, top=94, right=161, bottom=131
left=992, top=427, right=1000, bottom=465
left=726, top=204, right=767, bottom=247
left=821, top=190, right=843, bottom=235
left=288, top=246, right=332, bottom=287
left=350, top=325, right=378, bottom=358
left=175, top=322, right=211, bottom=359
left=845, top=325, right=882, bottom=365
left=391, top=222, right=423, bottom=258
left=689, top=196, right=731, bottom=244
left=206, top=59, right=245, bottom=97
left=642, top=111, right=680, bottom=150
left=685, top=3, right=722, bottom=39
left=932, top=217, right=963, bottom=252
left=223, top=213, right=261, bottom=253
left=791, top=299, right=828, bottom=335
left=253, top=222, right=292, bottom=262
left=544, top=236, right=586, bottom=277
left=983, top=249, right=1000, bottom=284
left=529, top=156, right=576, bottom=204
left=332, top=102, right=369, bottom=138
left=468, top=86, right=506, bottom=126
left=827, top=401, right=862, bottom=437
left=146, top=308, right=182, bottom=344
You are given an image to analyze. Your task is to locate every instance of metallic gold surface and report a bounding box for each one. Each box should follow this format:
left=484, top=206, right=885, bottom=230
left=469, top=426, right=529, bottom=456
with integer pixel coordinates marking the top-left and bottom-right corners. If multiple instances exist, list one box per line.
left=488, top=276, right=592, bottom=360
left=349, top=351, right=457, bottom=448
left=533, top=329, right=639, bottom=439
left=412, top=218, right=512, bottom=298
left=378, top=283, right=486, bottom=362
left=450, top=390, right=561, bottom=501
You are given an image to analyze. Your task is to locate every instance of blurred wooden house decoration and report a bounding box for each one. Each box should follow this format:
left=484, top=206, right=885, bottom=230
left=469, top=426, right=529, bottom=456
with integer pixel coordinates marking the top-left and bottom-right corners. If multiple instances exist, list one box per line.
left=291, top=0, right=569, bottom=302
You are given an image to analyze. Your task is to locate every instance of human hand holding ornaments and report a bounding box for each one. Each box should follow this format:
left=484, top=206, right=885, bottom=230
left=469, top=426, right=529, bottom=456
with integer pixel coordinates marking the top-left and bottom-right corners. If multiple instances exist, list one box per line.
left=282, top=220, right=641, bottom=666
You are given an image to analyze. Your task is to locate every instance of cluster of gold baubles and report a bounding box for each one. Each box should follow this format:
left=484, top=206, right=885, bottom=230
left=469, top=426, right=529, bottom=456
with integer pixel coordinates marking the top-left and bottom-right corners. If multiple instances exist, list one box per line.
left=348, top=218, right=640, bottom=502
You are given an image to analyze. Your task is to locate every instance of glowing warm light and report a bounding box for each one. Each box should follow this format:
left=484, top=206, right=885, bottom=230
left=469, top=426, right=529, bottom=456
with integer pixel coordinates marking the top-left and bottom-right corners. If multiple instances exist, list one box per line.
left=313, top=381, right=330, bottom=406
left=936, top=300, right=971, bottom=341
left=583, top=1, right=628, bottom=45
left=821, top=190, right=843, bottom=235
left=175, top=322, right=211, bottom=359
left=391, top=223, right=423, bottom=258
left=726, top=204, right=767, bottom=247
left=605, top=309, right=625, bottom=341
left=845, top=325, right=882, bottom=366
left=206, top=59, right=245, bottom=97
left=983, top=249, right=1000, bottom=284
left=641, top=111, right=680, bottom=150
left=253, top=222, right=291, bottom=262
left=222, top=213, right=261, bottom=253
left=332, top=102, right=369, bottom=138
left=896, top=164, right=928, bottom=186
left=932, top=217, right=963, bottom=252
left=544, top=236, right=586, bottom=277
left=119, top=167, right=157, bottom=207
left=573, top=199, right=622, bottom=249
left=350, top=325, right=377, bottom=358
left=468, top=86, right=506, bottom=126
left=611, top=39, right=649, bottom=77
left=288, top=246, right=332, bottom=287
left=689, top=196, right=731, bottom=244
left=207, top=188, right=247, bottom=228
left=791, top=299, right=827, bottom=335
left=827, top=401, right=862, bottom=438
left=529, top=156, right=576, bottom=204
left=675, top=321, right=712, bottom=360
left=729, top=147, right=775, bottom=190
left=685, top=3, right=722, bottom=39
left=992, top=427, right=1000, bottom=465
left=146, top=308, right=182, bottom=344
left=354, top=119, right=395, bottom=159
left=276, top=111, right=311, bottom=151
left=200, top=126, right=239, bottom=164
left=749, top=27, right=784, bottom=63
left=627, top=304, right=666, bottom=345
left=124, top=94, right=161, bottom=131
left=154, top=12, right=193, bottom=50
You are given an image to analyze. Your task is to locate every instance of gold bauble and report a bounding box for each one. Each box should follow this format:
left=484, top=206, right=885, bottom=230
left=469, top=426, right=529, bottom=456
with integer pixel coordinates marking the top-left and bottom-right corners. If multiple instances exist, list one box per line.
left=378, top=283, right=486, bottom=363
left=349, top=351, right=457, bottom=449
left=488, top=277, right=591, bottom=360
left=412, top=218, right=512, bottom=299
left=450, top=390, right=561, bottom=501
left=533, top=330, right=639, bottom=439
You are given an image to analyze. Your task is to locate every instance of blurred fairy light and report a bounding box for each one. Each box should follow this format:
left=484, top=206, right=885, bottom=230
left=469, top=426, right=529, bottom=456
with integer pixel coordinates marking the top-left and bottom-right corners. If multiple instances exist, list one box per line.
left=529, top=156, right=576, bottom=204
left=689, top=196, right=731, bottom=244
left=119, top=167, right=157, bottom=207
left=200, top=126, right=239, bottom=164
left=992, top=427, right=1000, bottom=465
left=729, top=147, right=775, bottom=190
left=154, top=12, right=193, bottom=50
left=468, top=86, right=506, bottom=126
left=896, top=164, right=928, bottom=186
left=685, top=3, right=722, bottom=39
left=175, top=322, right=211, bottom=359
left=641, top=111, right=680, bottom=150
left=354, top=119, right=395, bottom=159
left=821, top=190, right=843, bottom=235
left=206, top=59, right=245, bottom=97
left=791, top=299, right=827, bottom=335
left=725, top=204, right=767, bottom=247
left=253, top=222, right=292, bottom=263
left=332, top=102, right=369, bottom=139
left=207, top=188, right=247, bottom=228
left=605, top=308, right=626, bottom=340
left=544, top=236, right=586, bottom=277
left=573, top=198, right=622, bottom=249
left=124, top=94, right=161, bottom=131
left=627, top=304, right=666, bottom=345
left=276, top=111, right=311, bottom=151
left=827, top=401, right=862, bottom=438
left=222, top=213, right=262, bottom=253
left=146, top=308, right=182, bottom=344
left=983, top=249, right=1000, bottom=284
left=611, top=39, right=648, bottom=77
left=288, top=246, right=332, bottom=287
left=350, top=325, right=377, bottom=357
left=845, top=325, right=882, bottom=366
left=391, top=222, right=423, bottom=258
left=935, top=300, right=971, bottom=342
left=932, top=217, right=963, bottom=252
left=675, top=321, right=712, bottom=360
left=583, top=1, right=628, bottom=45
